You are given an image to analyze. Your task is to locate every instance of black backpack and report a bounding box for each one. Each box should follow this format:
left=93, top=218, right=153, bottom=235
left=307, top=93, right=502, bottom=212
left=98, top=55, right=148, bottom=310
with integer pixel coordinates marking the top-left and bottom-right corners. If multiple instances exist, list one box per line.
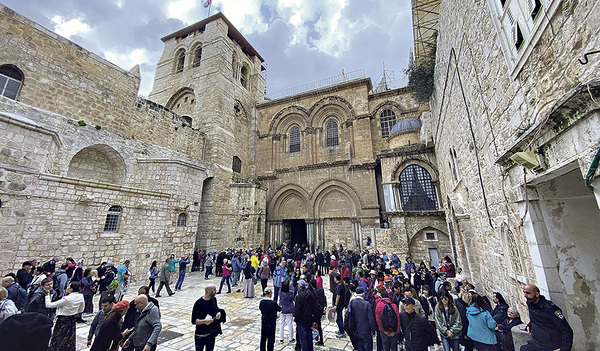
left=381, top=301, right=398, bottom=332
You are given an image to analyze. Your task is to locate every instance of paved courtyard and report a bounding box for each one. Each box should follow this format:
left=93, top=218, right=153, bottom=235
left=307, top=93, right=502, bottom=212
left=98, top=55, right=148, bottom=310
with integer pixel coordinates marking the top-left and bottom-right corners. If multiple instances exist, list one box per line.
left=76, top=271, right=354, bottom=351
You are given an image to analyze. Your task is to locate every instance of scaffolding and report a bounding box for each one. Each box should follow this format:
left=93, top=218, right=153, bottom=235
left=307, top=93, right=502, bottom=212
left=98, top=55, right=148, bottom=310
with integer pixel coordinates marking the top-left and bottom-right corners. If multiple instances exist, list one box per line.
left=411, top=0, right=440, bottom=65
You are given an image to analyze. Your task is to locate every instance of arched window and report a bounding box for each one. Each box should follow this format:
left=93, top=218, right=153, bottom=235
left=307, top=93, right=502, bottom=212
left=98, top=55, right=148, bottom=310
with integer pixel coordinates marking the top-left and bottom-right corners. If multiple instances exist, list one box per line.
left=103, top=205, right=122, bottom=232
left=240, top=65, right=249, bottom=88
left=0, top=64, right=24, bottom=100
left=399, top=165, right=438, bottom=211
left=192, top=45, right=202, bottom=67
left=232, top=156, right=242, bottom=173
left=380, top=109, right=396, bottom=138
left=289, top=126, right=300, bottom=153
left=177, top=213, right=187, bottom=227
left=175, top=50, right=185, bottom=73
left=326, top=119, right=339, bottom=147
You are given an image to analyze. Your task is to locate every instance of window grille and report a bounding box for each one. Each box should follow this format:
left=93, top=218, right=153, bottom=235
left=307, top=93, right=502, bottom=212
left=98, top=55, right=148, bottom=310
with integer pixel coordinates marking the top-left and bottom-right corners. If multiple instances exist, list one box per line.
left=289, top=126, right=300, bottom=153
left=257, top=217, right=261, bottom=233
left=0, top=65, right=23, bottom=100
left=175, top=50, right=185, bottom=73
left=103, top=205, right=122, bottom=232
left=399, top=165, right=438, bottom=211
left=232, top=156, right=242, bottom=173
left=326, top=119, right=339, bottom=147
left=192, top=46, right=202, bottom=67
left=177, top=213, right=187, bottom=227
left=426, top=232, right=436, bottom=240
left=380, top=109, right=396, bottom=138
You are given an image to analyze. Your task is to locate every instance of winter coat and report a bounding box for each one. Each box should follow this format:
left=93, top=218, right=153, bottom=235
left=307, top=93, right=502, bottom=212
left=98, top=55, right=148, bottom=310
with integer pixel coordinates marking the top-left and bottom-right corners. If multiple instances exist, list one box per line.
left=127, top=302, right=161, bottom=348
left=491, top=302, right=509, bottom=324
left=399, top=311, right=436, bottom=351
left=434, top=305, right=462, bottom=339
left=374, top=297, right=401, bottom=334
left=279, top=287, right=295, bottom=314
left=26, top=287, right=56, bottom=318
left=80, top=276, right=97, bottom=297
left=159, top=263, right=170, bottom=283
left=347, top=297, right=377, bottom=341
left=466, top=305, right=497, bottom=345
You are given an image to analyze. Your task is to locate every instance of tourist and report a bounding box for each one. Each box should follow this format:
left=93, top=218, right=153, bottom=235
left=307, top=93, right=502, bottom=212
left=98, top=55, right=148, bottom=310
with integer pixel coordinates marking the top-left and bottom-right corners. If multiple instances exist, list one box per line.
left=454, top=267, right=464, bottom=293
left=495, top=307, right=522, bottom=351
left=404, top=256, right=416, bottom=277
left=258, top=259, right=270, bottom=296
left=147, top=260, right=158, bottom=293
left=374, top=289, right=401, bottom=351
left=278, top=279, right=295, bottom=343
left=26, top=277, right=55, bottom=319
left=16, top=261, right=32, bottom=290
left=311, top=278, right=326, bottom=345
left=42, top=257, right=59, bottom=274
left=217, top=258, right=232, bottom=294
left=465, top=290, right=497, bottom=351
left=294, top=280, right=316, bottom=351
left=345, top=286, right=376, bottom=351
left=204, top=253, right=214, bottom=279
left=491, top=291, right=509, bottom=324
left=242, top=257, right=256, bottom=298
left=28, top=266, right=47, bottom=296
left=90, top=299, right=132, bottom=351
left=435, top=291, right=462, bottom=351
left=259, top=288, right=281, bottom=351
left=435, top=272, right=448, bottom=293
left=115, top=260, right=130, bottom=301
left=419, top=284, right=437, bottom=330
left=98, top=262, right=116, bottom=310
left=331, top=273, right=346, bottom=338
left=273, top=260, right=286, bottom=302
left=454, top=291, right=474, bottom=351
left=231, top=253, right=242, bottom=287
left=399, top=296, right=436, bottom=350
left=122, top=295, right=162, bottom=351
left=0, top=286, right=18, bottom=324
left=45, top=281, right=85, bottom=351
left=168, top=254, right=179, bottom=281
left=191, top=284, right=226, bottom=351
left=175, top=255, right=190, bottom=291
left=87, top=297, right=115, bottom=347
left=155, top=258, right=175, bottom=297
left=80, top=268, right=98, bottom=315
left=2, top=276, right=26, bottom=311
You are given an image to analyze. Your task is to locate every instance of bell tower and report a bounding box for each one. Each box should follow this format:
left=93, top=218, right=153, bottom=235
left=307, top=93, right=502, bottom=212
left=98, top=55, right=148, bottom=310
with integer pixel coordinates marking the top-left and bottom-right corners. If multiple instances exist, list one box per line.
left=148, top=13, right=266, bottom=250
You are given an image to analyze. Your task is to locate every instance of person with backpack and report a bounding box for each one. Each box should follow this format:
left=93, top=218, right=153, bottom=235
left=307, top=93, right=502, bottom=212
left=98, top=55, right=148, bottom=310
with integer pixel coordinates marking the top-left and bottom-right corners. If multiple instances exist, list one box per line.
left=345, top=286, right=377, bottom=351
left=375, top=289, right=402, bottom=351
left=330, top=273, right=346, bottom=338
left=98, top=262, right=116, bottom=310
left=53, top=264, right=69, bottom=299
left=435, top=291, right=462, bottom=351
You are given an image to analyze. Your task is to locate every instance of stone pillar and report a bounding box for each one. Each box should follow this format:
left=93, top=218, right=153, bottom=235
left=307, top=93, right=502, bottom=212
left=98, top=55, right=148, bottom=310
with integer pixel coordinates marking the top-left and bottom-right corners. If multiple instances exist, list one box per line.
left=518, top=186, right=565, bottom=308
left=352, top=219, right=363, bottom=251
left=393, top=183, right=402, bottom=211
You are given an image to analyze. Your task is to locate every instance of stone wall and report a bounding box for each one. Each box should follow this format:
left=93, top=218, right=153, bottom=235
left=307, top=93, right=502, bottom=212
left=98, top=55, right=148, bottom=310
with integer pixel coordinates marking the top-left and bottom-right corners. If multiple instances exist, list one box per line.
left=0, top=98, right=210, bottom=278
left=430, top=0, right=600, bottom=346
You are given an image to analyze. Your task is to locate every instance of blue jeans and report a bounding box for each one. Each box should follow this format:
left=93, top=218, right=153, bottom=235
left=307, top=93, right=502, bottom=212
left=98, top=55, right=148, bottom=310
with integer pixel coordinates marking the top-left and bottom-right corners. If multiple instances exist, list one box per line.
left=380, top=331, right=400, bottom=351
left=205, top=266, right=212, bottom=279
left=273, top=286, right=280, bottom=303
left=232, top=271, right=240, bottom=286
left=218, top=275, right=231, bottom=293
left=336, top=305, right=344, bottom=334
left=441, top=335, right=460, bottom=351
left=175, top=270, right=186, bottom=290
left=296, top=323, right=314, bottom=351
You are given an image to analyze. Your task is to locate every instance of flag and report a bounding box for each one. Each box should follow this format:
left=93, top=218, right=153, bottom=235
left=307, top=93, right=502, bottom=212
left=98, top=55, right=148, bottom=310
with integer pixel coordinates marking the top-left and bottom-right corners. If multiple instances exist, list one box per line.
left=203, top=0, right=212, bottom=8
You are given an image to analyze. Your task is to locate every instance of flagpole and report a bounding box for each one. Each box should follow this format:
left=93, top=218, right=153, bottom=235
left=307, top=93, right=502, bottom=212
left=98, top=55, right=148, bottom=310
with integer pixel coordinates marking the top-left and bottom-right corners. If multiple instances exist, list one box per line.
left=208, top=2, right=212, bottom=17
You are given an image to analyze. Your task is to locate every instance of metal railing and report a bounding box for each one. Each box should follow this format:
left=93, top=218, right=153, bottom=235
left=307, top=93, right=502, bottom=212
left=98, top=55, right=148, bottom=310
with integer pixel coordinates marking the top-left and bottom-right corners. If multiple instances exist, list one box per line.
left=265, top=69, right=366, bottom=100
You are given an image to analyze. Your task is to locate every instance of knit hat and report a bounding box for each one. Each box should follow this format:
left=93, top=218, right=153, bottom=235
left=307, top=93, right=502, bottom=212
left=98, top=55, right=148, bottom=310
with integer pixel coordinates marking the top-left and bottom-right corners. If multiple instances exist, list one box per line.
left=112, top=300, right=130, bottom=312
left=356, top=287, right=365, bottom=294
left=402, top=297, right=416, bottom=305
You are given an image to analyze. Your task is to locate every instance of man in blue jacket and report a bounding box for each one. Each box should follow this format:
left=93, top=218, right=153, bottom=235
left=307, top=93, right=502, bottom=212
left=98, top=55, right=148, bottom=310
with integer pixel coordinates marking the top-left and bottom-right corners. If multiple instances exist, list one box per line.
left=231, top=254, right=242, bottom=287
left=272, top=260, right=286, bottom=303
left=345, top=287, right=377, bottom=351
left=521, top=284, right=573, bottom=351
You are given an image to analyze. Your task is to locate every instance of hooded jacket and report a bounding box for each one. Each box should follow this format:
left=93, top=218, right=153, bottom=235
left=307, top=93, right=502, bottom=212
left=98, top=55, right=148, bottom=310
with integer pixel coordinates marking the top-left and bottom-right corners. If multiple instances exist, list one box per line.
left=466, top=305, right=496, bottom=345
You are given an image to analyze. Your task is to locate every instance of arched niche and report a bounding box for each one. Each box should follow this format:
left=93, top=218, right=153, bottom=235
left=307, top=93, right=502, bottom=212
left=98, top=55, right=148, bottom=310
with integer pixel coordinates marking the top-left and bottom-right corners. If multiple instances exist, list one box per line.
left=67, top=144, right=126, bottom=185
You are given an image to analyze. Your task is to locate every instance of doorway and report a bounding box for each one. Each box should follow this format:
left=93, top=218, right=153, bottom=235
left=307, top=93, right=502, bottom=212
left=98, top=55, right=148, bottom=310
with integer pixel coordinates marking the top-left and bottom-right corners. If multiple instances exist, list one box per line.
left=284, top=219, right=307, bottom=246
left=428, top=248, right=439, bottom=269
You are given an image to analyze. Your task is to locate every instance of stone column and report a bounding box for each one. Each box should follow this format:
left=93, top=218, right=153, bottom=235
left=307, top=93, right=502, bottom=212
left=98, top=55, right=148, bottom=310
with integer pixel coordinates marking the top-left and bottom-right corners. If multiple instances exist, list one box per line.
left=383, top=183, right=396, bottom=212
left=518, top=186, right=565, bottom=308
left=306, top=220, right=315, bottom=251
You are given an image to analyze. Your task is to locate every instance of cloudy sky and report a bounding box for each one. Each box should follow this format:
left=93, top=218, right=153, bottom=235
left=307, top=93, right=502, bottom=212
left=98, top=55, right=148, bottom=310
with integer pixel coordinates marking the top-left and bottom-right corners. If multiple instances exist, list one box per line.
left=2, top=0, right=414, bottom=98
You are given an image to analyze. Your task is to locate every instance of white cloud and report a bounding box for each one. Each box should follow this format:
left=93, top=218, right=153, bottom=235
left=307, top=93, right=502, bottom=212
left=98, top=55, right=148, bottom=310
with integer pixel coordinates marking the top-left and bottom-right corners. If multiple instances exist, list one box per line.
left=104, top=48, right=154, bottom=71
left=50, top=15, right=91, bottom=39
left=220, top=0, right=269, bottom=34
left=166, top=0, right=200, bottom=24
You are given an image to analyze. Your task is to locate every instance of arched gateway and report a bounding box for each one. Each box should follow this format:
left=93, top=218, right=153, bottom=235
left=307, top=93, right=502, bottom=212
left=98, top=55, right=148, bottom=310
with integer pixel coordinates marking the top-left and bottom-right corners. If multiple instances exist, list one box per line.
left=267, top=181, right=364, bottom=250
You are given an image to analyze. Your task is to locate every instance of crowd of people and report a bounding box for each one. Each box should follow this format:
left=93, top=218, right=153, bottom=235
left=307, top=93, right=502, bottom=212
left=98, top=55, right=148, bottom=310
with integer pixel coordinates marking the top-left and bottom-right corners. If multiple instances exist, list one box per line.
left=0, top=243, right=574, bottom=351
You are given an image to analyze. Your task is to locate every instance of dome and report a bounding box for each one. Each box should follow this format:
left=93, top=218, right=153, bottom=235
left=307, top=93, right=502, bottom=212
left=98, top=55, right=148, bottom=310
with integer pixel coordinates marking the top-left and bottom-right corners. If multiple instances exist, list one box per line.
left=389, top=117, right=422, bottom=136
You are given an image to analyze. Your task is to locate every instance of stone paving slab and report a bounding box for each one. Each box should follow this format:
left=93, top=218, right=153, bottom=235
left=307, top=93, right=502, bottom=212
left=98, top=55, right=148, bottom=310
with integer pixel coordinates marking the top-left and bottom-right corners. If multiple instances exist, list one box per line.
left=76, top=272, right=355, bottom=350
